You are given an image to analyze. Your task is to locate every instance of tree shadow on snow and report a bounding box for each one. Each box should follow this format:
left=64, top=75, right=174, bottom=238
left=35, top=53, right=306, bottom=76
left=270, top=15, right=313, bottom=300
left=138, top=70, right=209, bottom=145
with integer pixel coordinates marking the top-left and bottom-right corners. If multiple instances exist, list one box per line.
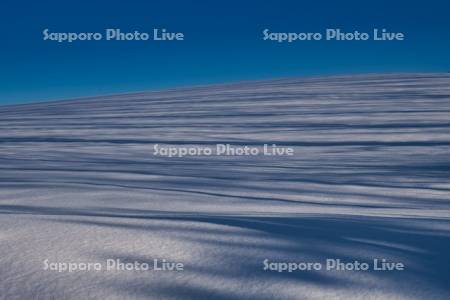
left=1, top=204, right=450, bottom=299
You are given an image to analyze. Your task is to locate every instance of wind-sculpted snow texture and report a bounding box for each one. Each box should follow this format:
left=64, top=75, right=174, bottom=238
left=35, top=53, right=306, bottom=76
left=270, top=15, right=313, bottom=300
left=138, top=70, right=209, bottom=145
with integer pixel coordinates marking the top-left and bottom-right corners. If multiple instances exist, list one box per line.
left=0, top=74, right=450, bottom=299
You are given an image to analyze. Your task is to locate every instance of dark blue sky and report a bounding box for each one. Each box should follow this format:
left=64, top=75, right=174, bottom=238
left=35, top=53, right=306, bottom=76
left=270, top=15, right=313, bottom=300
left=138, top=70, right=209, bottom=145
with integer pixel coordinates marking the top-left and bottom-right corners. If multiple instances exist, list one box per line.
left=1, top=0, right=449, bottom=104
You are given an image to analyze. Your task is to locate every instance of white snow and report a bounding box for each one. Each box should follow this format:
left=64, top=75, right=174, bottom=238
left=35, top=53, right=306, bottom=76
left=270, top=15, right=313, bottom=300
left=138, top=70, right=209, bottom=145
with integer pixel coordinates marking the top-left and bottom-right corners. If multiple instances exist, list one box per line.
left=0, top=73, right=450, bottom=299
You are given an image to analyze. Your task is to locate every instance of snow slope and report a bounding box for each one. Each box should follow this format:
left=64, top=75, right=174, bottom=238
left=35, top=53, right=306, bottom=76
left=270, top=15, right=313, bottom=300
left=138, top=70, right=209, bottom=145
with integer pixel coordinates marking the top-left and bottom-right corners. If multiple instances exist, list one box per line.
left=0, top=73, right=450, bottom=299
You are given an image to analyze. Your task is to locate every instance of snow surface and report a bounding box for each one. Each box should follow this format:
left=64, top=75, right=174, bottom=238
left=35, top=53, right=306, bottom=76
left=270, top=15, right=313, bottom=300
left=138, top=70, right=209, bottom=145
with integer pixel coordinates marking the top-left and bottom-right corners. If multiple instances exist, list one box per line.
left=0, top=73, right=450, bottom=299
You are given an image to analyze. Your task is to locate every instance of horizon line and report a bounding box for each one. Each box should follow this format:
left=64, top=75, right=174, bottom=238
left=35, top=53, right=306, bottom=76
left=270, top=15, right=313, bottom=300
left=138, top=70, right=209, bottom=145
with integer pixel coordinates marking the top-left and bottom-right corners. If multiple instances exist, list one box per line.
left=2, top=71, right=449, bottom=108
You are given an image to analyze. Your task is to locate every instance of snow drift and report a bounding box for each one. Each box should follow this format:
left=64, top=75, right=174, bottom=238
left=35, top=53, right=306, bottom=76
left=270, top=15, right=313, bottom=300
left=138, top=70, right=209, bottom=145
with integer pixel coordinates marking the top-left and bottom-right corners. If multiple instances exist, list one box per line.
left=0, top=73, right=450, bottom=299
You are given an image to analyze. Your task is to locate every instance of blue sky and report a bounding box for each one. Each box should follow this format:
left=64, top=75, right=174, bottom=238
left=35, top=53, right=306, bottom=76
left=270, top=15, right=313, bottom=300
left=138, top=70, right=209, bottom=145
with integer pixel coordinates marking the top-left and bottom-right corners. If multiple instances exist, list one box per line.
left=0, top=0, right=449, bottom=104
